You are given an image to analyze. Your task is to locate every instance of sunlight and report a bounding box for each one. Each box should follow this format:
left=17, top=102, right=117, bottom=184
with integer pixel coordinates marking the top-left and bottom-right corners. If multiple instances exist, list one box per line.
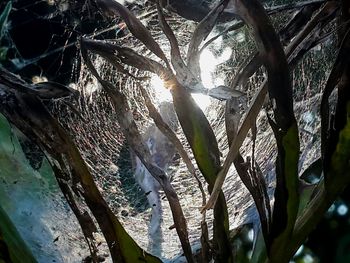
left=199, top=49, right=220, bottom=89
left=151, top=45, right=232, bottom=112
left=191, top=93, right=211, bottom=112
left=150, top=75, right=172, bottom=103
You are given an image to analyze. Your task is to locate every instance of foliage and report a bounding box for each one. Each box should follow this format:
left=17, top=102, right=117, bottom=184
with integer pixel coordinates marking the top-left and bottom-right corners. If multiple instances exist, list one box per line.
left=0, top=0, right=349, bottom=262
left=0, top=1, right=11, bottom=61
left=0, top=115, right=38, bottom=263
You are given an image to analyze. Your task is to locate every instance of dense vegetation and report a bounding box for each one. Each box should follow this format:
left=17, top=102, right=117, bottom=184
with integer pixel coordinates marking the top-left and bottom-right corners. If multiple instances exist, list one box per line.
left=0, top=0, right=350, bottom=262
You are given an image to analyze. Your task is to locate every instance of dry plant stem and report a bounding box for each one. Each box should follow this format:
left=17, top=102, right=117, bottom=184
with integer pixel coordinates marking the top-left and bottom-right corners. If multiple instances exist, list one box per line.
left=285, top=1, right=339, bottom=58
left=187, top=0, right=229, bottom=77
left=96, top=0, right=169, bottom=65
left=200, top=21, right=244, bottom=53
left=266, top=0, right=326, bottom=15
left=233, top=1, right=298, bottom=261
left=230, top=52, right=260, bottom=90
left=202, top=81, right=268, bottom=212
left=81, top=46, right=194, bottom=262
left=226, top=98, right=272, bottom=245
left=139, top=85, right=207, bottom=205
left=139, top=85, right=210, bottom=260
left=0, top=78, right=162, bottom=262
left=204, top=0, right=333, bottom=212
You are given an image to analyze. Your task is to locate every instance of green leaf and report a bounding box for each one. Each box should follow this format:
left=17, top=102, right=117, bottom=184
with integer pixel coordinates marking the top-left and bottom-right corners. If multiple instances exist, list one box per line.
left=0, top=70, right=162, bottom=263
left=0, top=1, right=11, bottom=40
left=171, top=81, right=220, bottom=185
left=0, top=206, right=37, bottom=263
left=0, top=47, right=8, bottom=61
left=171, top=80, right=233, bottom=262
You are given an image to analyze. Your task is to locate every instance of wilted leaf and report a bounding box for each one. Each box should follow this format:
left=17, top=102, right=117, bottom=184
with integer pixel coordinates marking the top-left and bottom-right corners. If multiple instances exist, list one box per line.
left=187, top=0, right=229, bottom=78
left=170, top=79, right=233, bottom=262
left=81, top=38, right=167, bottom=76
left=33, top=82, right=78, bottom=99
left=81, top=47, right=194, bottom=263
left=96, top=0, right=168, bottom=64
left=208, top=85, right=245, bottom=100
left=0, top=69, right=162, bottom=263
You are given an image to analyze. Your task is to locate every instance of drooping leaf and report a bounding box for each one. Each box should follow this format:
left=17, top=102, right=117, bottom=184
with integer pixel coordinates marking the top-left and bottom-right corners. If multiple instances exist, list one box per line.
left=187, top=0, right=229, bottom=78
left=0, top=68, right=77, bottom=100
left=81, top=45, right=194, bottom=263
left=0, top=69, right=162, bottom=263
left=169, top=78, right=233, bottom=262
left=321, top=27, right=350, bottom=192
left=33, top=81, right=79, bottom=99
left=96, top=0, right=169, bottom=64
left=81, top=38, right=167, bottom=76
left=201, top=21, right=244, bottom=52
left=208, top=85, right=245, bottom=100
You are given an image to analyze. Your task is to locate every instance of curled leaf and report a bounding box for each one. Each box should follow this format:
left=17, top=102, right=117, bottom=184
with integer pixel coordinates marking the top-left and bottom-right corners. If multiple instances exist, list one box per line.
left=96, top=0, right=169, bottom=64
left=208, top=85, right=245, bottom=100
left=81, top=38, right=167, bottom=75
left=33, top=82, right=79, bottom=99
left=187, top=0, right=229, bottom=77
